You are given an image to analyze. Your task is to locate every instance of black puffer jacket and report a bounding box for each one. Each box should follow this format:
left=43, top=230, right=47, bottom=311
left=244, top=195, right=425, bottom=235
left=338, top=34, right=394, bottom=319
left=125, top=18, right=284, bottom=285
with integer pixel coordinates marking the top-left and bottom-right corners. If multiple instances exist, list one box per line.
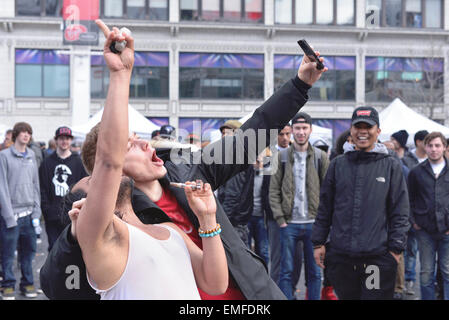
left=408, top=159, right=449, bottom=234
left=312, top=144, right=410, bottom=256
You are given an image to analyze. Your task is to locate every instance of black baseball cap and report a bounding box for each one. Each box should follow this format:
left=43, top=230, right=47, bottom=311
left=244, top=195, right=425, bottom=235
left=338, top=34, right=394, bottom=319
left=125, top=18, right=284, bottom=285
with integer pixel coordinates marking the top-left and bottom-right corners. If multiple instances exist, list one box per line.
left=55, top=126, right=74, bottom=139
left=351, top=106, right=379, bottom=127
left=159, top=125, right=176, bottom=139
left=291, top=112, right=312, bottom=126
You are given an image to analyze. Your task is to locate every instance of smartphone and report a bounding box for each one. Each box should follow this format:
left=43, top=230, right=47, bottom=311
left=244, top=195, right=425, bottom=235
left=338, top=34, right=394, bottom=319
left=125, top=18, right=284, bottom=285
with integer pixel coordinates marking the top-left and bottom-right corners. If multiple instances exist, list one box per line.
left=297, top=39, right=324, bottom=70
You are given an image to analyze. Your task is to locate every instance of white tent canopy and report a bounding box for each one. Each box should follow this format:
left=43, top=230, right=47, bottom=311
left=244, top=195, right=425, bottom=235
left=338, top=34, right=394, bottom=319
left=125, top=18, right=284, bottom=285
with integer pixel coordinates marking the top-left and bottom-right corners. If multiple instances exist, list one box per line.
left=0, top=123, right=9, bottom=142
left=72, top=104, right=160, bottom=141
left=379, top=98, right=449, bottom=146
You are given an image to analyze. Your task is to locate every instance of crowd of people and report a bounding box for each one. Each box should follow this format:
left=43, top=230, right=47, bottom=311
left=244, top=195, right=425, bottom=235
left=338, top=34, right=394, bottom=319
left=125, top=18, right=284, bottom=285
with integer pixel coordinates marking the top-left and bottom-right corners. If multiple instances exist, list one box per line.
left=1, top=20, right=449, bottom=301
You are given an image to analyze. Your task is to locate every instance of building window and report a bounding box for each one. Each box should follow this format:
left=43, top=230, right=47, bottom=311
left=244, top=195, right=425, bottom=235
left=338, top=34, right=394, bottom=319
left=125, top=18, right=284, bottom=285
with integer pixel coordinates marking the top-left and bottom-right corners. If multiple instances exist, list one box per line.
left=149, top=0, right=169, bottom=20
left=275, top=0, right=355, bottom=25
left=365, top=56, right=444, bottom=104
left=316, top=0, right=334, bottom=25
left=179, top=53, right=264, bottom=99
left=127, top=0, right=145, bottom=19
left=103, top=0, right=123, bottom=17
left=91, top=51, right=169, bottom=98
left=101, top=0, right=168, bottom=20
left=16, top=0, right=63, bottom=16
left=366, top=0, right=443, bottom=28
left=15, top=49, right=70, bottom=98
left=180, top=0, right=263, bottom=23
left=274, top=55, right=356, bottom=101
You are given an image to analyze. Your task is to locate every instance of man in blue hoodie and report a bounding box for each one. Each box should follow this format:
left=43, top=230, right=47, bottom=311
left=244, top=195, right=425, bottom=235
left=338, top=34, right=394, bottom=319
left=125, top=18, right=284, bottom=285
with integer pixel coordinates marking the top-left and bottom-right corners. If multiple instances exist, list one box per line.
left=0, top=122, right=42, bottom=300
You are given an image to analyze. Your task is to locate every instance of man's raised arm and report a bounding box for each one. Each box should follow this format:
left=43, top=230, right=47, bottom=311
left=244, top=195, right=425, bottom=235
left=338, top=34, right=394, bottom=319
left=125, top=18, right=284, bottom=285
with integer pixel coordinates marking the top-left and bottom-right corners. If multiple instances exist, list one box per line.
left=200, top=51, right=327, bottom=190
left=76, top=20, right=134, bottom=250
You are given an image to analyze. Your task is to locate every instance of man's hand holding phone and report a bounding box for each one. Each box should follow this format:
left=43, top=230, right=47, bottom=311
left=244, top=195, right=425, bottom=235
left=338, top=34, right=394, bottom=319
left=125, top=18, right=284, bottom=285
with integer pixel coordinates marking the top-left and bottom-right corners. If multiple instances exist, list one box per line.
left=297, top=39, right=328, bottom=86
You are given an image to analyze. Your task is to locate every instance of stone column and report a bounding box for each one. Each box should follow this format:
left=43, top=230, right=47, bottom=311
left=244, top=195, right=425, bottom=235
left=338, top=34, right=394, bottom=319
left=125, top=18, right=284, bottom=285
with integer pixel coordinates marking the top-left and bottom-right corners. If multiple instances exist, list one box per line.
left=71, top=46, right=91, bottom=127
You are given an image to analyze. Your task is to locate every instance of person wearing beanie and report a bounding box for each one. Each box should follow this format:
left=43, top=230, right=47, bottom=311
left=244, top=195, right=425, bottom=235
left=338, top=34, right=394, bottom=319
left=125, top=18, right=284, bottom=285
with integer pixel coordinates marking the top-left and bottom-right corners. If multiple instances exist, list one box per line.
left=391, top=130, right=409, bottom=158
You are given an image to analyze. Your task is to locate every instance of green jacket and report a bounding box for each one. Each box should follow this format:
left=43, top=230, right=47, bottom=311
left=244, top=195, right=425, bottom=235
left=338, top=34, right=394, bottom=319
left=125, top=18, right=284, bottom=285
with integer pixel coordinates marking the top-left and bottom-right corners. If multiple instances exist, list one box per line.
left=269, top=143, right=329, bottom=226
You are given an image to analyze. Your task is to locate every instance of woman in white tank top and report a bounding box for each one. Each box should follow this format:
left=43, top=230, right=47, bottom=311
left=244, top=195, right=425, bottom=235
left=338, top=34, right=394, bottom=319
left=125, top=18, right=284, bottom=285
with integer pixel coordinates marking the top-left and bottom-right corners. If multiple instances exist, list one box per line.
left=87, top=223, right=201, bottom=300
left=73, top=179, right=229, bottom=300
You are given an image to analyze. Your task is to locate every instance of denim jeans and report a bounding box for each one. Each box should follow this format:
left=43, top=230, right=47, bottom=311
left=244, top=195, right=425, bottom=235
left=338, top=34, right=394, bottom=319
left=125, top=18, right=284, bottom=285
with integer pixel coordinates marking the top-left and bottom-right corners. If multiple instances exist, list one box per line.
left=416, top=229, right=449, bottom=300
left=404, top=228, right=418, bottom=282
left=247, top=216, right=269, bottom=266
left=279, top=223, right=321, bottom=300
left=267, top=219, right=281, bottom=285
left=0, top=215, right=36, bottom=290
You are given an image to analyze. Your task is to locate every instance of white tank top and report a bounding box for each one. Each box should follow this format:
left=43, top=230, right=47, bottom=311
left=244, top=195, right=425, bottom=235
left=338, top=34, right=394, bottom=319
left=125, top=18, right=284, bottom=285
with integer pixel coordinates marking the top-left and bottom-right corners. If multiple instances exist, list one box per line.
left=87, top=223, right=201, bottom=300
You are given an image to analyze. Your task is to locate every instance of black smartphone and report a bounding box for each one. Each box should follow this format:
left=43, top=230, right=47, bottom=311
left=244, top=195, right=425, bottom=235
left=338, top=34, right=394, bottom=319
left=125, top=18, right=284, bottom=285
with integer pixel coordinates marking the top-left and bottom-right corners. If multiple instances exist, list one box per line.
left=297, top=39, right=324, bottom=70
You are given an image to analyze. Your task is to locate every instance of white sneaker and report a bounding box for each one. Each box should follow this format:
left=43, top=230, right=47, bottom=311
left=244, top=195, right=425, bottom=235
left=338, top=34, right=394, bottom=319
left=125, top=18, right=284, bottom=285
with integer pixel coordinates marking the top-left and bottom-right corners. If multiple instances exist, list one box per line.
left=405, top=281, right=415, bottom=295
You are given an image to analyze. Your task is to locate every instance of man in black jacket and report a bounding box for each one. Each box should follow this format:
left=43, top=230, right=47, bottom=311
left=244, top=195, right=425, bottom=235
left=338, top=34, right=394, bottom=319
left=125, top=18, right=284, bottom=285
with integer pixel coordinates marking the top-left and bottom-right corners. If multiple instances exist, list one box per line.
left=312, top=106, right=410, bottom=300
left=408, top=132, right=449, bottom=300
left=39, top=21, right=328, bottom=300
left=39, top=126, right=87, bottom=251
left=217, top=120, right=253, bottom=247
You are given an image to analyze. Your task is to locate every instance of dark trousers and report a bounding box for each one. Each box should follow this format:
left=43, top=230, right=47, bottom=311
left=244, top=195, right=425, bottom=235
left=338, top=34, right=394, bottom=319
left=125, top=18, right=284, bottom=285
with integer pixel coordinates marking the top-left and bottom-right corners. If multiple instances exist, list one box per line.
left=247, top=216, right=269, bottom=265
left=0, top=215, right=36, bottom=290
left=325, top=250, right=398, bottom=300
left=45, top=219, right=65, bottom=252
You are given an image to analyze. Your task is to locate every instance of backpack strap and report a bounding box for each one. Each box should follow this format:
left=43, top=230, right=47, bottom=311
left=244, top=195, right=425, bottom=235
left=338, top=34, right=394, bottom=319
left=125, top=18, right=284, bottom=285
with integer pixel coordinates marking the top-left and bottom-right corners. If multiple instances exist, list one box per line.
left=280, top=148, right=289, bottom=182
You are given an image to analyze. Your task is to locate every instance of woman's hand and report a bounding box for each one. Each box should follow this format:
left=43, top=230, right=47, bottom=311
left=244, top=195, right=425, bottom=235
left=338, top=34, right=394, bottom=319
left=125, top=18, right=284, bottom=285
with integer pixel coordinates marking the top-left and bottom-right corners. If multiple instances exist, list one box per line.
left=184, top=180, right=217, bottom=229
left=68, top=198, right=86, bottom=240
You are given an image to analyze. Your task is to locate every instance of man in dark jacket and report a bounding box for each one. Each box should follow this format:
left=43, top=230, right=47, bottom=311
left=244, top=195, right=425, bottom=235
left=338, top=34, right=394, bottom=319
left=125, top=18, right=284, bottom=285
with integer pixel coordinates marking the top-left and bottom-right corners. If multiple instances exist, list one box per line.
left=401, top=129, right=428, bottom=296
left=408, top=132, right=449, bottom=300
left=39, top=22, right=328, bottom=300
left=217, top=120, right=253, bottom=246
left=312, top=106, right=410, bottom=300
left=39, top=126, right=87, bottom=251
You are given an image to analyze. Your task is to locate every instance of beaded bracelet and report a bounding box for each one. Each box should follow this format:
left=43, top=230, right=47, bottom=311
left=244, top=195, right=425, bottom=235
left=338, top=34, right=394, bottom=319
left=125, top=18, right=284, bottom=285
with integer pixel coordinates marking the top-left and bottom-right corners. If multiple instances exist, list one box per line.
left=198, top=224, right=222, bottom=238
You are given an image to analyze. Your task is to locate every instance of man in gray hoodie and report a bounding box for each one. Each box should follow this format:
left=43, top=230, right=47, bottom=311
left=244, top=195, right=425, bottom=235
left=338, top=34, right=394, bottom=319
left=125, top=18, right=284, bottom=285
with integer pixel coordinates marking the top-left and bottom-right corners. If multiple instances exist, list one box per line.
left=0, top=122, right=41, bottom=300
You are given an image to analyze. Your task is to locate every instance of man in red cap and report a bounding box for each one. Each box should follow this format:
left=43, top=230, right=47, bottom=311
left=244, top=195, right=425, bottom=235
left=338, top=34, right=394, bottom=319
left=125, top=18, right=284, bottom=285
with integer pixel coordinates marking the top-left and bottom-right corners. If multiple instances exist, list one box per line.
left=39, top=126, right=87, bottom=251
